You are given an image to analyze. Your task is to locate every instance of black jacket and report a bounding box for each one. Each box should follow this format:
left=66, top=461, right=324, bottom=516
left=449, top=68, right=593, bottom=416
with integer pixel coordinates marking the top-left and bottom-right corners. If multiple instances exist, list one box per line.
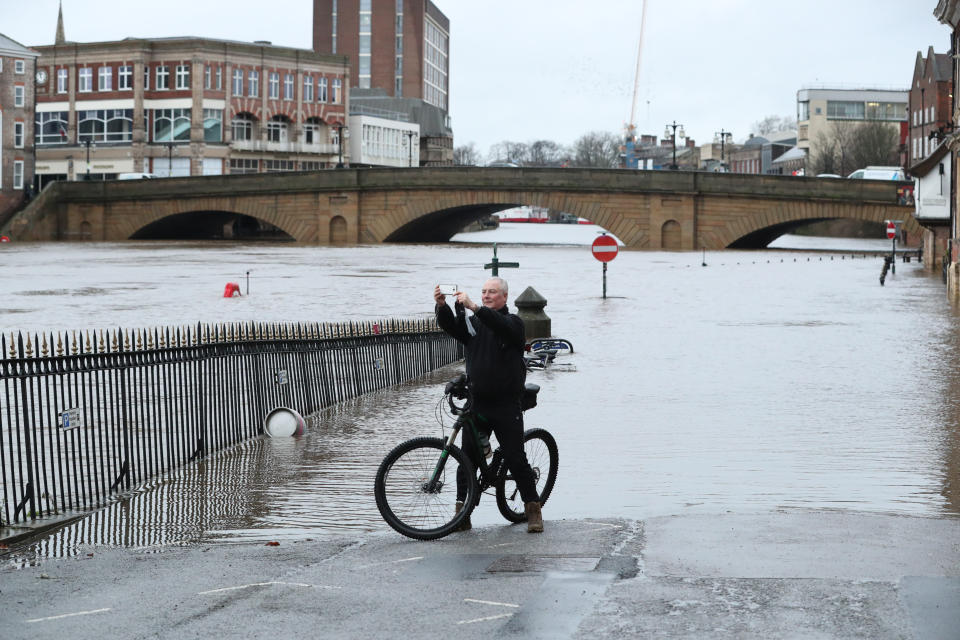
left=436, top=302, right=526, bottom=402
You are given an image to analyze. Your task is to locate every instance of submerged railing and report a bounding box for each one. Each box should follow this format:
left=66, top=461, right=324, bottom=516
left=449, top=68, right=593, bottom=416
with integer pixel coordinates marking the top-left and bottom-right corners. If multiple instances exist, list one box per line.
left=1, top=319, right=461, bottom=527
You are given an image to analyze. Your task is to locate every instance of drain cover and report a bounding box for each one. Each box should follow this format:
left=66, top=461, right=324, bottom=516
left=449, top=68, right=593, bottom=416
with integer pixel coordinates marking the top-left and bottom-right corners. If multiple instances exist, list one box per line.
left=486, top=555, right=601, bottom=573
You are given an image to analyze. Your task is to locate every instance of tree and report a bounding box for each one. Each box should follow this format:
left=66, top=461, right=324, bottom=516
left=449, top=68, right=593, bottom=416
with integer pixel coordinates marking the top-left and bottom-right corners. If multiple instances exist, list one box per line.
left=807, top=121, right=898, bottom=176
left=453, top=142, right=481, bottom=166
left=570, top=131, right=621, bottom=168
left=527, top=140, right=564, bottom=167
left=752, top=114, right=797, bottom=136
left=487, top=140, right=531, bottom=166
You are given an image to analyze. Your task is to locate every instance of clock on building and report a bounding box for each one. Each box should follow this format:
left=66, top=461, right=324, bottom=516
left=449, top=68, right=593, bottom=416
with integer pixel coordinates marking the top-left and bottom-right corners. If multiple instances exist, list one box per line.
left=36, top=69, right=48, bottom=84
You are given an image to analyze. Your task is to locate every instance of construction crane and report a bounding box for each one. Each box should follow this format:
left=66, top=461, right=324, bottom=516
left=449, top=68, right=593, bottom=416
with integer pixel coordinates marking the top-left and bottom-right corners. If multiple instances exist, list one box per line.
left=622, top=0, right=649, bottom=169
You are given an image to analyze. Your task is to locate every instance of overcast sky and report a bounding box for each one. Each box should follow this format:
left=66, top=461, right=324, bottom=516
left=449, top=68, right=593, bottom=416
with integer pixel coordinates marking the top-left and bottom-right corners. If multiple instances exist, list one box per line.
left=2, top=0, right=951, bottom=157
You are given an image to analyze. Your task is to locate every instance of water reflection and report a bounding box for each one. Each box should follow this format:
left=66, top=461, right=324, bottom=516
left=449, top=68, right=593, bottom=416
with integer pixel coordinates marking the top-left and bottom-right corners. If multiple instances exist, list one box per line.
left=2, top=239, right=959, bottom=562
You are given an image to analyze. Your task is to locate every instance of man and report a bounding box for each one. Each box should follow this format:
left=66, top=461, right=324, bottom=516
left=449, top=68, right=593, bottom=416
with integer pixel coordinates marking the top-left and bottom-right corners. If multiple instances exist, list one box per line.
left=434, top=277, right=544, bottom=533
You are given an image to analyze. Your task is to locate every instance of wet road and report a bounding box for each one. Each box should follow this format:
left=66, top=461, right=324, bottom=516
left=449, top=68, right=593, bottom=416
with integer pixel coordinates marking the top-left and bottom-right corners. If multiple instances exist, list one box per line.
left=1, top=233, right=959, bottom=556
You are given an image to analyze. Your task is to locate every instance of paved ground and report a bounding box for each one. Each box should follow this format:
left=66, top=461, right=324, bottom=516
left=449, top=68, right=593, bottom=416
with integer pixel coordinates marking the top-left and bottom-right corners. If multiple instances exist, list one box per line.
left=2, top=511, right=959, bottom=639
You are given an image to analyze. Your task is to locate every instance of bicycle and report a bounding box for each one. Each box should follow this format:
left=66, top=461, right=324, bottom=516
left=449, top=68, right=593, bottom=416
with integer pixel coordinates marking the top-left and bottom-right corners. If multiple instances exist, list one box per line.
left=374, top=373, right=559, bottom=540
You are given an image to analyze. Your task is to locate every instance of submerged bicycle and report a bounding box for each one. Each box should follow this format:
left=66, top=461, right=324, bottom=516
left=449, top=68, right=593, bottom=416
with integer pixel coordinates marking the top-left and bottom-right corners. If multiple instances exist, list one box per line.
left=374, top=374, right=559, bottom=540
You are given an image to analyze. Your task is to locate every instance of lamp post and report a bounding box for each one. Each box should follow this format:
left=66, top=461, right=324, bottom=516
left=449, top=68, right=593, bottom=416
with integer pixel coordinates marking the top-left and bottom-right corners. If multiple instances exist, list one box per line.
left=404, top=130, right=416, bottom=167
left=336, top=122, right=345, bottom=168
left=165, top=142, right=174, bottom=177
left=714, top=129, right=732, bottom=168
left=664, top=121, right=685, bottom=170
left=82, top=138, right=95, bottom=180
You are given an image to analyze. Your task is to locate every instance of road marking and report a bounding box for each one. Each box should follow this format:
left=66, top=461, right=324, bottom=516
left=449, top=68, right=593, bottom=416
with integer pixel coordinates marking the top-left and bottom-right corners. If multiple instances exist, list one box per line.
left=457, top=613, right=514, bottom=625
left=354, top=555, right=424, bottom=570
left=464, top=598, right=519, bottom=608
left=27, top=608, right=111, bottom=623
left=489, top=542, right=518, bottom=548
left=197, top=581, right=324, bottom=595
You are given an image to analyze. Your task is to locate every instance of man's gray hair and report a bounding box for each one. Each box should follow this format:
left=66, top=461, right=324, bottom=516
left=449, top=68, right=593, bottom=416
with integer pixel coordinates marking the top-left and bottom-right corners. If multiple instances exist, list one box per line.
left=486, top=276, right=508, bottom=296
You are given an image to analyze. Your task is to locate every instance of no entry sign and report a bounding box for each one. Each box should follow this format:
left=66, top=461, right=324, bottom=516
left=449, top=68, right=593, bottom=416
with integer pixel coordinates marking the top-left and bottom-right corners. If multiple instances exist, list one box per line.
left=592, top=234, right=619, bottom=262
left=886, top=221, right=896, bottom=239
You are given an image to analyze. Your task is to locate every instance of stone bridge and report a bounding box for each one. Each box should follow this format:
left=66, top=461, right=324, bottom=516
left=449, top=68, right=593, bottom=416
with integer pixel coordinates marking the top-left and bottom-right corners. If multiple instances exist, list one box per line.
left=1, top=168, right=918, bottom=250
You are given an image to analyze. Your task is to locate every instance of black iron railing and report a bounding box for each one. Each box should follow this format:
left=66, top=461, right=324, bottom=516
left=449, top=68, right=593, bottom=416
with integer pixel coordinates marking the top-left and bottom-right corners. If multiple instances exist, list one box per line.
left=1, top=319, right=461, bottom=526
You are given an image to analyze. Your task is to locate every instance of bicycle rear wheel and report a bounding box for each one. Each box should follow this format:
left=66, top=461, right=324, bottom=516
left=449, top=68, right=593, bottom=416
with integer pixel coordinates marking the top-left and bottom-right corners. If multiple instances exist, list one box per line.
left=374, top=437, right=478, bottom=540
left=495, top=428, right=559, bottom=523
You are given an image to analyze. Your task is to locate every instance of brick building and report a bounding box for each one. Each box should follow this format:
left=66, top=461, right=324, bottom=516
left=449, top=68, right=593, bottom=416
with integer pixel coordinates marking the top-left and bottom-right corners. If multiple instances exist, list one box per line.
left=0, top=33, right=38, bottom=222
left=907, top=46, right=952, bottom=167
left=313, top=0, right=449, bottom=110
left=31, top=32, right=350, bottom=182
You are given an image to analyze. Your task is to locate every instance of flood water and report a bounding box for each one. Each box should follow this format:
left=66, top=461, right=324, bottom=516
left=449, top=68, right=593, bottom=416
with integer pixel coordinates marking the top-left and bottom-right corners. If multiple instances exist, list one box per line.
left=2, top=227, right=959, bottom=557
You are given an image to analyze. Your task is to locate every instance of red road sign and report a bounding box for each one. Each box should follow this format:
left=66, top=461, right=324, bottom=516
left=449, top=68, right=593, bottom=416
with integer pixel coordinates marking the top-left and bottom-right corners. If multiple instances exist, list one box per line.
left=592, top=234, right=619, bottom=262
left=886, top=221, right=896, bottom=239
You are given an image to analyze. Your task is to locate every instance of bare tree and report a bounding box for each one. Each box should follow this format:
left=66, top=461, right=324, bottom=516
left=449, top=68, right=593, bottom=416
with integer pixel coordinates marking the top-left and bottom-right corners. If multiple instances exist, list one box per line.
left=487, top=141, right=530, bottom=165
left=453, top=142, right=481, bottom=166
left=807, top=121, right=898, bottom=176
left=527, top=140, right=564, bottom=166
left=571, top=131, right=621, bottom=168
left=752, top=114, right=798, bottom=136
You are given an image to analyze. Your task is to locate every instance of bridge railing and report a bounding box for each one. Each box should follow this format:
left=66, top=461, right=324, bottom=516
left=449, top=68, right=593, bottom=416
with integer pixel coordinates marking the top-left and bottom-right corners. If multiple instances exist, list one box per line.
left=0, top=318, right=462, bottom=527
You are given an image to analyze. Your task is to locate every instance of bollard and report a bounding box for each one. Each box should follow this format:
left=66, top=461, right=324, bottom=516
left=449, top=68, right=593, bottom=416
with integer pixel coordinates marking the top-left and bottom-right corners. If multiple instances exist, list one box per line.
left=515, top=287, right=551, bottom=339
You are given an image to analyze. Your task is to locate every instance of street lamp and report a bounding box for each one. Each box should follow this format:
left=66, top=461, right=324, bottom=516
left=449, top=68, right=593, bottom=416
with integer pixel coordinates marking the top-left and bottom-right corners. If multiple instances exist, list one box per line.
left=336, top=122, right=345, bottom=168
left=713, top=129, right=732, bottom=167
left=663, top=121, right=685, bottom=169
left=82, top=138, right=95, bottom=180
left=404, top=130, right=417, bottom=167
left=165, top=142, right=174, bottom=177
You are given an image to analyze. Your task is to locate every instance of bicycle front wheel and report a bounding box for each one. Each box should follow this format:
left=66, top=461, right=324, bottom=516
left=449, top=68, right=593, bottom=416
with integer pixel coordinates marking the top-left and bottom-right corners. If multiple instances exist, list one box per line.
left=374, top=437, right=478, bottom=540
left=496, top=428, right=559, bottom=523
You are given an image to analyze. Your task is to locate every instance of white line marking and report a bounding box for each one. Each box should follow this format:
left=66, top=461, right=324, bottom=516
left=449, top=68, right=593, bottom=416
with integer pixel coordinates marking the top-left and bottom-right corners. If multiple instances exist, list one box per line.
left=354, top=555, right=424, bottom=570
left=489, top=542, right=518, bottom=548
left=27, top=608, right=112, bottom=623
left=197, top=581, right=321, bottom=595
left=457, top=613, right=514, bottom=625
left=592, top=246, right=618, bottom=252
left=464, top=598, right=520, bottom=608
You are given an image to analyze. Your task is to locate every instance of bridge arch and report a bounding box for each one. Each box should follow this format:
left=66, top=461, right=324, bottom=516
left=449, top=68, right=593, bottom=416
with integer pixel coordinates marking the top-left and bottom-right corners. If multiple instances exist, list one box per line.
left=116, top=197, right=302, bottom=241
left=661, top=220, right=681, bottom=250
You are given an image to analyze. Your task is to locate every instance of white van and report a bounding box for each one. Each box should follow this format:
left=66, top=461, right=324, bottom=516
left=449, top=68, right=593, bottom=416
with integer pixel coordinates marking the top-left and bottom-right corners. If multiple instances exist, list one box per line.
left=117, top=172, right=157, bottom=180
left=846, top=166, right=906, bottom=181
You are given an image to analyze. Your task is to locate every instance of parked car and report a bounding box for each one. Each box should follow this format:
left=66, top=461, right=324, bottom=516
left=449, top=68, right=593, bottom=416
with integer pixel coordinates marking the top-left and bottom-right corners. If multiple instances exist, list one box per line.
left=846, top=166, right=906, bottom=181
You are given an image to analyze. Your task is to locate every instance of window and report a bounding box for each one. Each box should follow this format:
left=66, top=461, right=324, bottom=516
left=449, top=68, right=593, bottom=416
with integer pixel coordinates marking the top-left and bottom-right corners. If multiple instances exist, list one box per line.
left=318, top=77, right=328, bottom=102
left=248, top=70, right=259, bottom=97
left=332, top=78, right=341, bottom=104
left=359, top=0, right=372, bottom=89
left=13, top=161, right=24, bottom=189
left=204, top=65, right=211, bottom=89
left=79, top=109, right=134, bottom=143
left=304, top=75, right=313, bottom=102
left=231, top=113, right=255, bottom=141
left=14, top=59, right=25, bottom=74
left=301, top=161, right=321, bottom=171
left=98, top=66, right=112, bottom=91
left=14, top=85, right=24, bottom=107
left=826, top=101, right=865, bottom=120
left=331, top=0, right=338, bottom=52
left=144, top=65, right=149, bottom=90
left=14, top=122, right=24, bottom=148
left=269, top=71, right=279, bottom=99
left=79, top=67, right=93, bottom=92
left=156, top=65, right=169, bottom=90
left=152, top=108, right=190, bottom=141
left=264, top=159, right=295, bottom=172
left=175, top=65, right=190, bottom=90
left=216, top=66, right=222, bottom=90
left=36, top=111, right=69, bottom=144
left=119, top=65, right=132, bottom=90
left=304, top=120, right=320, bottom=144
left=229, top=158, right=259, bottom=174
left=203, top=108, right=222, bottom=142
left=57, top=68, right=68, bottom=93
left=284, top=73, right=294, bottom=100
left=267, top=116, right=289, bottom=143
left=233, top=68, right=243, bottom=95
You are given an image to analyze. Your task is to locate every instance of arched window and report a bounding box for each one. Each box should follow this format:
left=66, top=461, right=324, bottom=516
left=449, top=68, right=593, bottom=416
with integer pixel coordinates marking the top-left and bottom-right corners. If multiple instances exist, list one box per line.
left=303, top=117, right=325, bottom=145
left=267, top=115, right=290, bottom=143
left=231, top=112, right=256, bottom=141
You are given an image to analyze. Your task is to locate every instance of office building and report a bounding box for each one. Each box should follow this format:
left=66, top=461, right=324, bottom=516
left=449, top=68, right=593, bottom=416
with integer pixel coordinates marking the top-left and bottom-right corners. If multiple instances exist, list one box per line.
left=0, top=33, right=38, bottom=220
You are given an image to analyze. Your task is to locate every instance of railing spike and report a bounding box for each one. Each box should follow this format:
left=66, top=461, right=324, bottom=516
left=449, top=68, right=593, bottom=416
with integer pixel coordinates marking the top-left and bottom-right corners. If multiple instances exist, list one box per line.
left=56, top=332, right=64, bottom=356
left=26, top=333, right=34, bottom=358
left=41, top=333, right=49, bottom=357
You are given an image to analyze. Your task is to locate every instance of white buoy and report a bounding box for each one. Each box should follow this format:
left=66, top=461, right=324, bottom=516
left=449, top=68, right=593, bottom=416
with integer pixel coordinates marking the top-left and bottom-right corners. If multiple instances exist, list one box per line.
left=264, top=407, right=306, bottom=437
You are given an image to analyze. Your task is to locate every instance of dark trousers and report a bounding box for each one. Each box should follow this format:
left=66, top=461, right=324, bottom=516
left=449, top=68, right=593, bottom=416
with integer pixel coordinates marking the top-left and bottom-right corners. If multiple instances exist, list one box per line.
left=456, top=400, right=540, bottom=505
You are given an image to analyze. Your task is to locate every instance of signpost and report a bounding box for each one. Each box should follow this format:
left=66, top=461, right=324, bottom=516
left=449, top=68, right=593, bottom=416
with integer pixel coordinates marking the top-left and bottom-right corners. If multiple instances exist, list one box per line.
left=484, top=243, right=519, bottom=277
left=592, top=234, right=619, bottom=298
left=886, top=220, right=901, bottom=275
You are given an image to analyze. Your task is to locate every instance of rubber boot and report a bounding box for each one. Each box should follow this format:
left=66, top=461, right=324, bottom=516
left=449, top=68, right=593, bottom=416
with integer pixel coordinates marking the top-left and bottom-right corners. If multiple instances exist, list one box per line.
left=525, top=501, right=543, bottom=533
left=455, top=501, right=472, bottom=531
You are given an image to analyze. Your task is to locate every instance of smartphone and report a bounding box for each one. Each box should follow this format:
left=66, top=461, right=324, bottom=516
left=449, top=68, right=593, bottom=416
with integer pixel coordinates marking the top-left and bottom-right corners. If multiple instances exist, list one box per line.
left=438, top=284, right=458, bottom=296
